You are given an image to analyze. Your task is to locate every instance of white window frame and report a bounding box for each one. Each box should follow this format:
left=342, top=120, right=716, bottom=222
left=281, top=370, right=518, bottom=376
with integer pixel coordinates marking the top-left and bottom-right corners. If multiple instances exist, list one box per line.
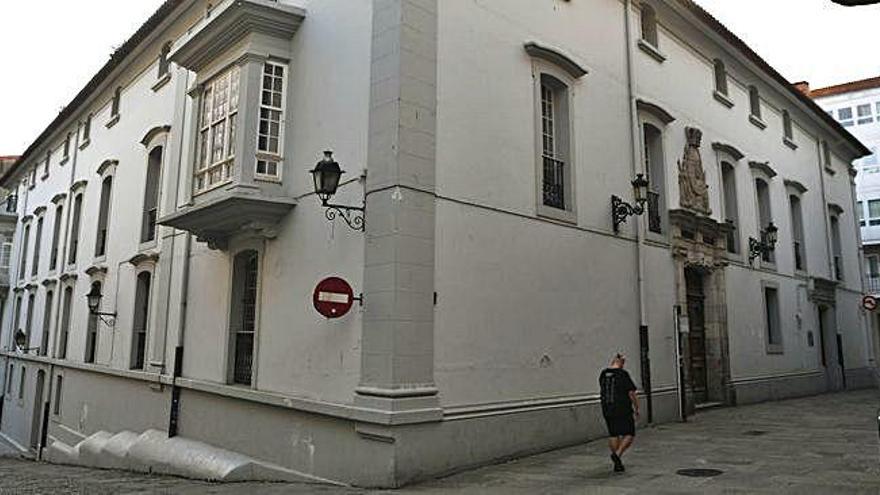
left=856, top=103, right=873, bottom=125
left=255, top=60, right=288, bottom=182
left=867, top=199, right=880, bottom=226
left=533, top=63, right=577, bottom=224
left=194, top=65, right=241, bottom=195
left=837, top=107, right=854, bottom=127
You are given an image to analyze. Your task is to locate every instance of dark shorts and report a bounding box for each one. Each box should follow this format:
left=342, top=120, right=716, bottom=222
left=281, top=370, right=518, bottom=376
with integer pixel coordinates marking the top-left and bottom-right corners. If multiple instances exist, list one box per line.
left=604, top=414, right=635, bottom=437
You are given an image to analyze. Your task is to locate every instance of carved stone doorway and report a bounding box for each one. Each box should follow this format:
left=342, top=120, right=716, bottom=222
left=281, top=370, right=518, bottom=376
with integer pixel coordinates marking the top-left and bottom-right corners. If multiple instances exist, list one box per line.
left=671, top=209, right=735, bottom=413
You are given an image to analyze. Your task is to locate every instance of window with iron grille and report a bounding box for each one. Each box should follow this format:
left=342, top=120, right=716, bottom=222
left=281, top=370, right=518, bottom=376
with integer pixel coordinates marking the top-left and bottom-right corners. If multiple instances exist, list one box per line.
left=755, top=178, right=773, bottom=263
left=194, top=65, right=240, bottom=194
left=540, top=74, right=570, bottom=212
left=230, top=250, right=259, bottom=386
left=256, top=62, right=287, bottom=179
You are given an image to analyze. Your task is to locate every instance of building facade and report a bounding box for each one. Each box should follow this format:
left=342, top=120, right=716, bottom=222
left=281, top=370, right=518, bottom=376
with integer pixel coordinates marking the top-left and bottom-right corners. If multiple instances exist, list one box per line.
left=811, top=76, right=880, bottom=371
left=0, top=0, right=874, bottom=487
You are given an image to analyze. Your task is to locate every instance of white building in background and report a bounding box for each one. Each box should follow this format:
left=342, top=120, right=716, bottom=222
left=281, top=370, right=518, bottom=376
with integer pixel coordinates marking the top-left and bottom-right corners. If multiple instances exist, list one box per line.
left=811, top=78, right=880, bottom=293
left=0, top=0, right=875, bottom=488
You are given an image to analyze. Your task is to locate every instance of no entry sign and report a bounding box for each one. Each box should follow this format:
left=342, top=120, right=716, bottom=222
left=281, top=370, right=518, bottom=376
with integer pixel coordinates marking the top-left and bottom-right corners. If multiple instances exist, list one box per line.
left=863, top=295, right=878, bottom=312
left=313, top=277, right=355, bottom=319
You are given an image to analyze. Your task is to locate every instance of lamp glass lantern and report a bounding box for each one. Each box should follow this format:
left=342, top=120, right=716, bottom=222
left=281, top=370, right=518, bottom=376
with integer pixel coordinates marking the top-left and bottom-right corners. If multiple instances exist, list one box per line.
left=86, top=283, right=103, bottom=313
left=13, top=329, right=27, bottom=350
left=632, top=174, right=650, bottom=205
left=310, top=151, right=344, bottom=204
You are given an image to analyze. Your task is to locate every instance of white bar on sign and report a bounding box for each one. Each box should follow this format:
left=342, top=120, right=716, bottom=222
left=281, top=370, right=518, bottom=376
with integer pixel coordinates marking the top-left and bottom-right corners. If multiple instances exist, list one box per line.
left=318, top=292, right=349, bottom=304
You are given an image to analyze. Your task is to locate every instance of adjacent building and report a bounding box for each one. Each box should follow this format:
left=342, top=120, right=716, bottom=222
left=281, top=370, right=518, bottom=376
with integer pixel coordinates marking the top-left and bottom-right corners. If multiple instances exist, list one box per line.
left=811, top=76, right=880, bottom=377
left=0, top=0, right=875, bottom=487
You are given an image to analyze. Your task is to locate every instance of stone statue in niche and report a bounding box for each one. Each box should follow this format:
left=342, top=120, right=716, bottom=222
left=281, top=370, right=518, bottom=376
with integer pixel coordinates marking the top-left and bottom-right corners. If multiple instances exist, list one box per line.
left=678, top=126, right=711, bottom=215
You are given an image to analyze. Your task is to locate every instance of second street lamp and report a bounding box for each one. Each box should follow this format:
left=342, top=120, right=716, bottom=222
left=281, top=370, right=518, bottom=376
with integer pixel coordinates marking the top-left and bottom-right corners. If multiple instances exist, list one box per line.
left=86, top=282, right=117, bottom=324
left=748, top=222, right=779, bottom=264
left=310, top=151, right=365, bottom=231
left=612, top=174, right=650, bottom=233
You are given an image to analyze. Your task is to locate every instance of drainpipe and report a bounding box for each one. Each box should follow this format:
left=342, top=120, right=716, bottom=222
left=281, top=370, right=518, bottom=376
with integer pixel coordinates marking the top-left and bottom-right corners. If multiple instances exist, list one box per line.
left=623, top=0, right=652, bottom=424
left=167, top=69, right=193, bottom=439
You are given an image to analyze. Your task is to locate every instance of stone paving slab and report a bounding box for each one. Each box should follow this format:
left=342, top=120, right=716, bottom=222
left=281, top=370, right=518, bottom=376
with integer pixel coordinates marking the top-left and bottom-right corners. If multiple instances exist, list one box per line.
left=0, top=389, right=878, bottom=494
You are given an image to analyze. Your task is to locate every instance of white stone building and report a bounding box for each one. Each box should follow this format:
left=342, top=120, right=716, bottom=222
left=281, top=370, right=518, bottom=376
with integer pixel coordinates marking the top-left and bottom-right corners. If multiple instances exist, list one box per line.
left=0, top=0, right=874, bottom=487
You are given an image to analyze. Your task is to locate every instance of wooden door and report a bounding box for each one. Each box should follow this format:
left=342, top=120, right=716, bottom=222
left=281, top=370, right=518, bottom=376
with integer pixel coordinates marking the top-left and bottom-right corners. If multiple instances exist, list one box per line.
left=686, top=269, right=708, bottom=404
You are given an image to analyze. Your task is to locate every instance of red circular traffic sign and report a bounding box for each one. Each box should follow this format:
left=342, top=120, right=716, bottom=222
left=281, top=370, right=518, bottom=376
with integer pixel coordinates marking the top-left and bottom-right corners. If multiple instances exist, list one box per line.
left=313, top=277, right=355, bottom=319
left=863, top=295, right=878, bottom=312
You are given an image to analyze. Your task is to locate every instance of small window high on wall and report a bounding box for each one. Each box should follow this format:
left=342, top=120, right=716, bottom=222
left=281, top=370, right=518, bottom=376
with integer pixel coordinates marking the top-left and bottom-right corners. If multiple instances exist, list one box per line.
left=749, top=86, right=762, bottom=120
left=713, top=59, right=728, bottom=96
left=641, top=4, right=658, bottom=47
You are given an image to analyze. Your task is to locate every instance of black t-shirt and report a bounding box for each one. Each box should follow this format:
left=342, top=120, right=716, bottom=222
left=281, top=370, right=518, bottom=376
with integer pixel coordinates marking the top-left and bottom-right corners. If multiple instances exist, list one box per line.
left=599, top=368, right=637, bottom=417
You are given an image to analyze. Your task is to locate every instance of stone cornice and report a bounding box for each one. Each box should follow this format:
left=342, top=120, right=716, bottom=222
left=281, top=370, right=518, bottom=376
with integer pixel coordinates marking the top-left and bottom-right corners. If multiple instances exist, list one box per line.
left=783, top=179, right=808, bottom=194
left=128, top=252, right=159, bottom=267
left=637, top=99, right=676, bottom=124
left=70, top=179, right=88, bottom=193
left=50, top=192, right=67, bottom=205
left=749, top=160, right=777, bottom=179
left=96, top=159, right=118, bottom=177
left=712, top=142, right=745, bottom=161
left=140, top=125, right=171, bottom=147
left=828, top=203, right=844, bottom=216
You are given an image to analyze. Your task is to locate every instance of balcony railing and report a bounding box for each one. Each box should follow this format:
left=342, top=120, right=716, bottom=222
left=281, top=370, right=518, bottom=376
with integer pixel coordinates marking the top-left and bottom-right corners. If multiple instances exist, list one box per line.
left=542, top=156, right=565, bottom=210
left=866, top=275, right=880, bottom=294
left=647, top=191, right=662, bottom=234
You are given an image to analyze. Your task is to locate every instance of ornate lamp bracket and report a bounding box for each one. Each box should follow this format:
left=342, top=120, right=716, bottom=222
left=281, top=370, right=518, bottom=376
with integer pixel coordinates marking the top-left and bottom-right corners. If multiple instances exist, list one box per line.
left=612, top=195, right=645, bottom=233
left=322, top=200, right=365, bottom=231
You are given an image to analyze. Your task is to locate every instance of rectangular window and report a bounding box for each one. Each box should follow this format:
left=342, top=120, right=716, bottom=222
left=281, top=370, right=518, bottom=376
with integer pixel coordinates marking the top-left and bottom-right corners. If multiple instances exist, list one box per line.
left=831, top=215, right=843, bottom=281
left=5, top=364, right=12, bottom=394
left=141, top=147, right=163, bottom=243
left=867, top=255, right=879, bottom=278
left=68, top=194, right=83, bottom=265
left=63, top=133, right=70, bottom=160
left=857, top=103, right=873, bottom=125
left=31, top=216, right=43, bottom=276
left=838, top=107, right=853, bottom=127
left=713, top=59, right=728, bottom=96
left=749, top=86, right=761, bottom=119
left=111, top=87, right=122, bottom=118
left=868, top=200, right=880, bottom=226
left=82, top=115, right=92, bottom=142
left=790, top=195, right=806, bottom=271
left=41, top=290, right=53, bottom=356
left=94, top=177, right=113, bottom=257
left=131, top=272, right=152, bottom=370
left=230, top=250, right=259, bottom=385
left=822, top=141, right=832, bottom=167
left=53, top=375, right=62, bottom=415
left=782, top=110, right=793, bottom=140
left=194, top=65, right=240, bottom=194
left=539, top=74, right=571, bottom=212
left=764, top=286, right=782, bottom=350
left=256, top=62, right=287, bottom=179
left=58, top=287, right=73, bottom=359
left=0, top=241, right=12, bottom=271
left=43, top=152, right=50, bottom=178
left=50, top=205, right=63, bottom=270
left=858, top=201, right=865, bottom=227
left=24, top=293, right=35, bottom=350
left=18, top=367, right=25, bottom=400
left=19, top=224, right=30, bottom=280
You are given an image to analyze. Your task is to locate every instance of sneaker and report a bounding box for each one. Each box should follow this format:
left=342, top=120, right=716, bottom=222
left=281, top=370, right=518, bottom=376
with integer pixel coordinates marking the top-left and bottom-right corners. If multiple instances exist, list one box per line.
left=611, top=453, right=625, bottom=472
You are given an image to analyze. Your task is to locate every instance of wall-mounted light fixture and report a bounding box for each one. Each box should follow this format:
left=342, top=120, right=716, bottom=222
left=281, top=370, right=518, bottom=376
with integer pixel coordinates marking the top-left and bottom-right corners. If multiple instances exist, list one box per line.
left=86, top=282, right=117, bottom=325
left=12, top=329, right=39, bottom=353
left=310, top=151, right=365, bottom=231
left=748, top=222, right=778, bottom=264
left=612, top=174, right=650, bottom=233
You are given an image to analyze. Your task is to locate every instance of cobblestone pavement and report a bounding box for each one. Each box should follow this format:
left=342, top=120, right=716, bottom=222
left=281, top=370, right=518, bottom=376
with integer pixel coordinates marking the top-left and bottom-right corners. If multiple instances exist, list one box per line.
left=0, top=389, right=878, bottom=494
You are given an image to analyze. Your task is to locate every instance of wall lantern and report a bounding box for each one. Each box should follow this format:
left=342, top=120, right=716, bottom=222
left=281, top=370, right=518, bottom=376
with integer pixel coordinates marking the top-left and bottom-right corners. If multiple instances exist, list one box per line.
left=86, top=282, right=117, bottom=324
left=310, top=151, right=365, bottom=231
left=12, top=329, right=38, bottom=353
left=612, top=174, right=650, bottom=233
left=748, top=222, right=779, bottom=264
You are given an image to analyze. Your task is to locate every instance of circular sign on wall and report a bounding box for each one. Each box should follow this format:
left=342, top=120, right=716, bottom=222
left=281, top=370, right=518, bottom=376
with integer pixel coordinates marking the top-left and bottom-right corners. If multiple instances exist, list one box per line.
left=313, top=277, right=355, bottom=319
left=863, top=295, right=878, bottom=312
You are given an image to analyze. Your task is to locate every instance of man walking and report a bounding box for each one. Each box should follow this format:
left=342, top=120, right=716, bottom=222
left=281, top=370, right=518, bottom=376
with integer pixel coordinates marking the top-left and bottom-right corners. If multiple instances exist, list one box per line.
left=599, top=353, right=639, bottom=472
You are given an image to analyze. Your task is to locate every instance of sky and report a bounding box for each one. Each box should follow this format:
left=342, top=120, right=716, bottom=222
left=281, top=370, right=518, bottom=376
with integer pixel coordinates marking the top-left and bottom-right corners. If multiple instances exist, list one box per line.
left=1, top=0, right=879, bottom=155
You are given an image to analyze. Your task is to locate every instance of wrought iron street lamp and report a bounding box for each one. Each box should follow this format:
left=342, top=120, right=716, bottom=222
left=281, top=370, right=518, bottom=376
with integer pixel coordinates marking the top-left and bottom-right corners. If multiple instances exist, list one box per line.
left=310, top=151, right=365, bottom=231
left=86, top=283, right=117, bottom=324
left=748, top=222, right=778, bottom=264
left=612, top=174, right=650, bottom=233
left=12, top=329, right=39, bottom=353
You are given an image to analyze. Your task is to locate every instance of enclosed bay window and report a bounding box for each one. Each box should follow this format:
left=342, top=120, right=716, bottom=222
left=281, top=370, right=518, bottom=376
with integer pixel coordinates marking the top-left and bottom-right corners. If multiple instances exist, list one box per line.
left=256, top=61, right=286, bottom=179
left=229, top=250, right=259, bottom=386
left=194, top=65, right=240, bottom=194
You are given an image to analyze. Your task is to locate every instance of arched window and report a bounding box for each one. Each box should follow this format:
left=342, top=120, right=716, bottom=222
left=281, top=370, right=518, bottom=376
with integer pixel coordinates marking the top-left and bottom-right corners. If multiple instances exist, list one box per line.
left=95, top=176, right=113, bottom=257
left=641, top=4, right=659, bottom=47
left=721, top=162, right=739, bottom=253
left=141, top=147, right=163, bottom=243
left=131, top=272, right=152, bottom=370
left=50, top=205, right=63, bottom=270
left=84, top=281, right=100, bottom=363
left=643, top=123, right=666, bottom=234
left=229, top=250, right=259, bottom=386
left=713, top=59, right=728, bottom=96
